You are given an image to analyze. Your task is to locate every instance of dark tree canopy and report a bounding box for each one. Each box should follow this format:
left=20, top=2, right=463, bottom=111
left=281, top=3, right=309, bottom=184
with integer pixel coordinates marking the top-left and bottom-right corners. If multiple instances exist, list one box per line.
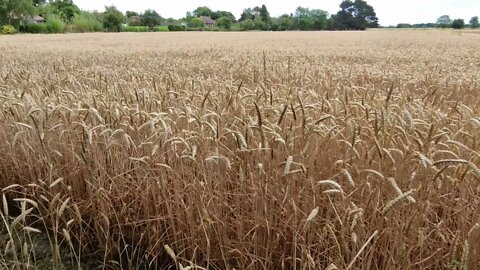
left=239, top=8, right=255, bottom=21
left=125, top=11, right=138, bottom=18
left=49, top=0, right=81, bottom=22
left=470, top=16, right=479, bottom=28
left=239, top=5, right=270, bottom=23
left=332, top=0, right=378, bottom=30
left=259, top=4, right=271, bottom=23
left=193, top=6, right=212, bottom=18
left=141, top=9, right=162, bottom=28
left=102, top=5, right=125, bottom=32
left=451, top=18, right=465, bottom=29
left=211, top=10, right=235, bottom=21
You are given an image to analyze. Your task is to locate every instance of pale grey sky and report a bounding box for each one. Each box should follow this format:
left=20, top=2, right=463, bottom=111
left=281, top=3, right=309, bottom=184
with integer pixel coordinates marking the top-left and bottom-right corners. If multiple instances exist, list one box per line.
left=74, top=0, right=479, bottom=26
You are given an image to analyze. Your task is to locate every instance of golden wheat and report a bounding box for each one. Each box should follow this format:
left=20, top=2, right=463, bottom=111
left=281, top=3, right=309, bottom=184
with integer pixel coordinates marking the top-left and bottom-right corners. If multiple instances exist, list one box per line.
left=0, top=30, right=479, bottom=269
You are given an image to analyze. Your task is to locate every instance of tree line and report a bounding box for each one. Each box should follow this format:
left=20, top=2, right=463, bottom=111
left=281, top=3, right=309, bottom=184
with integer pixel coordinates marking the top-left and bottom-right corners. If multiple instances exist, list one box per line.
left=396, top=16, right=479, bottom=29
left=0, top=0, right=379, bottom=34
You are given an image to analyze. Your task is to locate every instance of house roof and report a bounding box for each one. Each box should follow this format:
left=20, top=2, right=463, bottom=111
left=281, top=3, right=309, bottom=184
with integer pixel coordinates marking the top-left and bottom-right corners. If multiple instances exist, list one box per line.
left=33, top=16, right=45, bottom=22
left=200, top=16, right=216, bottom=25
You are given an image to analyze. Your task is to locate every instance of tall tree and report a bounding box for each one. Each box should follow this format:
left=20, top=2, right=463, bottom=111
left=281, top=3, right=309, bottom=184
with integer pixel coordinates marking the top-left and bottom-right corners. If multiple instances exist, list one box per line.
left=330, top=0, right=378, bottom=30
left=294, top=7, right=328, bottom=30
left=451, top=19, right=465, bottom=29
left=239, top=8, right=255, bottom=21
left=436, top=15, right=452, bottom=28
left=341, top=0, right=378, bottom=29
left=125, top=11, right=138, bottom=18
left=0, top=0, right=34, bottom=26
left=211, top=10, right=235, bottom=21
left=470, top=16, right=479, bottom=28
left=141, top=9, right=162, bottom=28
left=49, top=0, right=80, bottom=22
left=278, top=14, right=294, bottom=30
left=259, top=4, right=271, bottom=23
left=193, top=6, right=212, bottom=18
left=102, top=5, right=125, bottom=32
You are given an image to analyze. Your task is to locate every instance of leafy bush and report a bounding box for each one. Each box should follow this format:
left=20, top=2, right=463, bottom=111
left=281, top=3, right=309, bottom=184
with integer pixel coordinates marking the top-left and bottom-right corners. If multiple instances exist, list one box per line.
left=188, top=18, right=205, bottom=28
left=72, top=12, right=103, bottom=32
left=153, top=26, right=169, bottom=32
left=1, top=25, right=16, bottom=35
left=185, top=27, right=203, bottom=31
left=45, top=16, right=66, bottom=33
left=121, top=26, right=149, bottom=32
left=167, top=25, right=185, bottom=31
left=215, top=16, right=233, bottom=30
left=240, top=19, right=255, bottom=31
left=20, top=23, right=48, bottom=33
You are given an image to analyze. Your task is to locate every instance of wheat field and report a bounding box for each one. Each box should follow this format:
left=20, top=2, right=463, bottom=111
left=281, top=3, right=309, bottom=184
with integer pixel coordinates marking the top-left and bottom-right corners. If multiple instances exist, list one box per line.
left=0, top=31, right=479, bottom=269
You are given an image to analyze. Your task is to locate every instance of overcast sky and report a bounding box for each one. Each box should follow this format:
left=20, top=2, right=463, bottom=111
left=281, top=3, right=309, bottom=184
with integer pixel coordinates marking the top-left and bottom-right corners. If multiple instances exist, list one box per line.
left=74, top=0, right=479, bottom=26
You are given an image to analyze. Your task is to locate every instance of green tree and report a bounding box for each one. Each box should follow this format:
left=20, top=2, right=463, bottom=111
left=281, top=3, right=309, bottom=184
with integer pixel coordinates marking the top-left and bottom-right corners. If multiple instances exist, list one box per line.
left=239, top=18, right=254, bottom=30
left=452, top=19, right=465, bottom=29
left=125, top=11, right=138, bottom=18
left=254, top=17, right=266, bottom=30
left=436, top=15, right=452, bottom=28
left=278, top=14, right=294, bottom=30
left=239, top=8, right=255, bottom=21
left=259, top=4, right=271, bottom=24
left=215, top=16, right=233, bottom=29
left=334, top=0, right=378, bottom=29
left=141, top=9, right=162, bottom=29
left=470, top=16, right=479, bottom=28
left=193, top=6, right=212, bottom=17
left=211, top=10, right=235, bottom=21
left=0, top=0, right=34, bottom=27
left=102, top=5, right=125, bottom=32
left=187, top=17, right=205, bottom=28
left=127, top=15, right=142, bottom=26
left=337, top=0, right=378, bottom=29
left=294, top=7, right=328, bottom=30
left=48, top=0, right=80, bottom=22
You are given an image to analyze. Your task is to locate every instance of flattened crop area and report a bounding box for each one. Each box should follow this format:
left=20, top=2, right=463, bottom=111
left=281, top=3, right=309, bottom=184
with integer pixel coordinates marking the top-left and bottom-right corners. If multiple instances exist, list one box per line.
left=0, top=31, right=479, bottom=269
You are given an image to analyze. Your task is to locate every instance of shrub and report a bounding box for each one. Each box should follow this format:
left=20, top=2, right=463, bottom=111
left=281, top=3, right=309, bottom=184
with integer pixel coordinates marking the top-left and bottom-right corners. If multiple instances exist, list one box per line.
left=45, top=16, right=66, bottom=33
left=215, top=17, right=233, bottom=30
left=188, top=18, right=205, bottom=28
left=20, top=23, right=48, bottom=33
left=121, top=26, right=149, bottom=32
left=168, top=25, right=185, bottom=31
left=153, top=26, right=169, bottom=32
left=240, top=19, right=255, bottom=31
left=185, top=27, right=203, bottom=31
left=72, top=12, right=103, bottom=32
left=1, top=25, right=16, bottom=35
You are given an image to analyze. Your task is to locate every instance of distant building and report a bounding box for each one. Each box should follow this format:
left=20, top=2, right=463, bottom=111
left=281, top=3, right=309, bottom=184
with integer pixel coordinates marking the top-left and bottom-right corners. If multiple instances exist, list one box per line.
left=200, top=16, right=216, bottom=27
left=27, top=16, right=46, bottom=24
